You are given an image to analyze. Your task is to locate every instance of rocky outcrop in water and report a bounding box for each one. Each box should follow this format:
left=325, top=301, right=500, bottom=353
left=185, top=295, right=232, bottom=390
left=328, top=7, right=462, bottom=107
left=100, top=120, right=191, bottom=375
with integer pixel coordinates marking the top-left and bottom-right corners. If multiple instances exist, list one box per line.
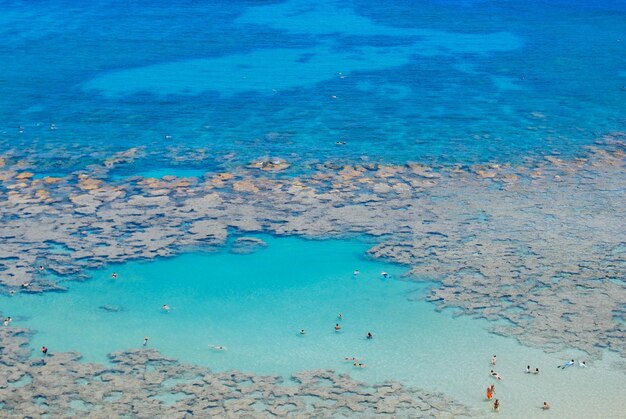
left=0, top=135, right=624, bottom=359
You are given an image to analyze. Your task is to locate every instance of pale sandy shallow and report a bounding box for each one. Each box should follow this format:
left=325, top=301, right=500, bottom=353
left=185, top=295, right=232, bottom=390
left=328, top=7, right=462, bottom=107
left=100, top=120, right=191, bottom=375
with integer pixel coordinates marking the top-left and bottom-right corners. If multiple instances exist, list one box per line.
left=2, top=238, right=625, bottom=418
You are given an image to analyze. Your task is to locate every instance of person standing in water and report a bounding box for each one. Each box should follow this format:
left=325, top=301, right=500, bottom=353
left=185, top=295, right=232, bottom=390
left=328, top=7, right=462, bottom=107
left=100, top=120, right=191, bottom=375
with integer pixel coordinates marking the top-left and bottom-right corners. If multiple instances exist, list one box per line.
left=543, top=402, right=550, bottom=410
left=335, top=324, right=341, bottom=332
left=493, top=399, right=500, bottom=412
left=486, top=386, right=493, bottom=400
left=300, top=329, right=306, bottom=335
left=143, top=337, right=149, bottom=346
left=41, top=346, right=48, bottom=356
left=491, top=355, right=497, bottom=365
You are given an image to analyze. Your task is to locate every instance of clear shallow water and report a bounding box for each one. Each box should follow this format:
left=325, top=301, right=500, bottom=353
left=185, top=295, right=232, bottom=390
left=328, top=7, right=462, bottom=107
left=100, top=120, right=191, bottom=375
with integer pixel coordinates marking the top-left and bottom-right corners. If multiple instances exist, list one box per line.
left=1, top=237, right=624, bottom=418
left=1, top=0, right=625, bottom=169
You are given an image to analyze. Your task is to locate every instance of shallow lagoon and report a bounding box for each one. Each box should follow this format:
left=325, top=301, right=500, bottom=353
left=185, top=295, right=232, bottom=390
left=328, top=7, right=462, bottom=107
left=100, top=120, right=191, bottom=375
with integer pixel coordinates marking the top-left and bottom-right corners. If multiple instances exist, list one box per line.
left=2, top=236, right=624, bottom=418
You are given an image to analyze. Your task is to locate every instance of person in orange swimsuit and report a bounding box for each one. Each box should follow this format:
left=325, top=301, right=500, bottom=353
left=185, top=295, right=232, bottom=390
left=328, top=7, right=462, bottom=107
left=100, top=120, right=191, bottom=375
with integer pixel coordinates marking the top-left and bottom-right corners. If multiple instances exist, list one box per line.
left=486, top=386, right=493, bottom=400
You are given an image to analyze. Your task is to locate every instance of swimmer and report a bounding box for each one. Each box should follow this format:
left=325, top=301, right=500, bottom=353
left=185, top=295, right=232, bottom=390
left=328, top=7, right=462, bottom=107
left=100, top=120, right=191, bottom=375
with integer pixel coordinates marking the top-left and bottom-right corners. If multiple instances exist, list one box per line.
left=300, top=329, right=306, bottom=335
left=143, top=337, right=149, bottom=346
left=491, top=355, right=497, bottom=365
left=334, top=324, right=341, bottom=332
left=490, top=370, right=502, bottom=380
left=49, top=123, right=57, bottom=130
left=161, top=304, right=171, bottom=312
left=38, top=265, right=44, bottom=271
left=338, top=313, right=343, bottom=321
left=533, top=368, right=539, bottom=374
left=9, top=290, right=15, bottom=296
left=21, top=282, right=30, bottom=288
left=579, top=361, right=587, bottom=368
left=353, top=270, right=360, bottom=276
left=209, top=345, right=227, bottom=351
left=331, top=95, right=337, bottom=99
left=344, top=357, right=357, bottom=362
left=111, top=272, right=118, bottom=279
left=526, top=365, right=531, bottom=373
left=366, top=332, right=373, bottom=339
left=353, top=362, right=366, bottom=368
left=41, top=346, right=48, bottom=355
left=380, top=271, right=389, bottom=278
left=558, top=359, right=575, bottom=369
left=543, top=402, right=550, bottom=410
left=493, top=399, right=500, bottom=412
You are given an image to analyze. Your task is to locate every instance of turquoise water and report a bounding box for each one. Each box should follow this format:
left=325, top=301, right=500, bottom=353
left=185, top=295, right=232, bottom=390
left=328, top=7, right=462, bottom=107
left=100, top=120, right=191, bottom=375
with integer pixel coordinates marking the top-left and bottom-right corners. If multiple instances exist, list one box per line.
left=1, top=237, right=624, bottom=417
left=1, top=0, right=625, bottom=170
left=2, top=1, right=625, bottom=416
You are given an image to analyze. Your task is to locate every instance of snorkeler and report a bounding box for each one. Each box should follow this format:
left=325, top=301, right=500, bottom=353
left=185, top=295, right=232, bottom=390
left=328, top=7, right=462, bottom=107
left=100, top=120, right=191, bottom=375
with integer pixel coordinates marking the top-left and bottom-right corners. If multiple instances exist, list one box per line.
left=209, top=345, right=227, bottom=351
left=335, top=324, right=341, bottom=332
left=490, top=370, right=502, bottom=380
left=559, top=359, right=575, bottom=369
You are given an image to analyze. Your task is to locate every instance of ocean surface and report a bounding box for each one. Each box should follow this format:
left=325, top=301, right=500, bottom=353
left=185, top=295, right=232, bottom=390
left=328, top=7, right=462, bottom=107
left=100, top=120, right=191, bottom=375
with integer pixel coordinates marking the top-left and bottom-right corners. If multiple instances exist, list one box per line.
left=2, top=237, right=625, bottom=417
left=1, top=0, right=625, bottom=417
left=1, top=0, right=625, bottom=172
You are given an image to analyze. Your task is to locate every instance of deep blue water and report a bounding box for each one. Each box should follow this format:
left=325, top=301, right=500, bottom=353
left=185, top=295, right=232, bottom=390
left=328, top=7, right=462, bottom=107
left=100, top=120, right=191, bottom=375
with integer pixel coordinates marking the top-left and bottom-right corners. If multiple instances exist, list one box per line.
left=1, top=0, right=625, bottom=170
